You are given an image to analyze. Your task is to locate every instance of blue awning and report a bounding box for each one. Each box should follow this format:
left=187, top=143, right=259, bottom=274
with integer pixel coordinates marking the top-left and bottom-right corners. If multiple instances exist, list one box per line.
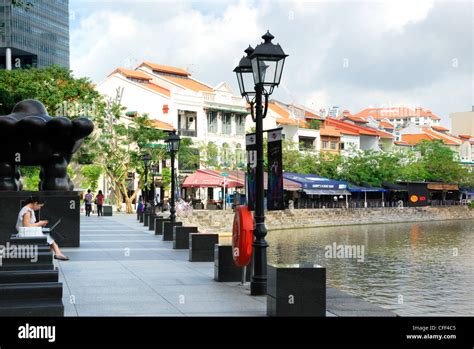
left=349, top=185, right=388, bottom=193
left=284, top=172, right=351, bottom=195
left=461, top=188, right=474, bottom=195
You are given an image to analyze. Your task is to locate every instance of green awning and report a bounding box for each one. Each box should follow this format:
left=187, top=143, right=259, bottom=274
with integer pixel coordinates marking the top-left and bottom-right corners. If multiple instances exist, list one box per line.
left=205, top=106, right=248, bottom=114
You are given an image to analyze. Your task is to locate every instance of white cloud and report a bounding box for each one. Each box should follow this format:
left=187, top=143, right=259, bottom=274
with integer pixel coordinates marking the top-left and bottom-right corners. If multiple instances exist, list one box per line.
left=70, top=0, right=473, bottom=125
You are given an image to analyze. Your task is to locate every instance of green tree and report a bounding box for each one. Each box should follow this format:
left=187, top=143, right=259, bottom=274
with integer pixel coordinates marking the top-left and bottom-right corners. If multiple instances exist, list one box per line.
left=203, top=141, right=219, bottom=168
left=94, top=92, right=167, bottom=213
left=80, top=165, right=102, bottom=193
left=0, top=66, right=102, bottom=164
left=178, top=137, right=200, bottom=172
left=20, top=167, right=40, bottom=191
left=412, top=140, right=468, bottom=183
left=307, top=119, right=322, bottom=130
left=338, top=150, right=404, bottom=187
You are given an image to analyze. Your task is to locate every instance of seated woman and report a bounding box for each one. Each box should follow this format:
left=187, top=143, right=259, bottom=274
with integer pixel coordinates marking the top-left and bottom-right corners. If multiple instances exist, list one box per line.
left=16, top=196, right=69, bottom=261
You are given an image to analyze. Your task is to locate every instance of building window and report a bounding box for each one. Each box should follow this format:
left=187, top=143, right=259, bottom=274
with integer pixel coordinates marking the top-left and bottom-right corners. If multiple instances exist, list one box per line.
left=236, top=114, right=245, bottom=135
left=207, top=187, right=214, bottom=200
left=322, top=141, right=329, bottom=149
left=222, top=113, right=232, bottom=134
left=330, top=141, right=337, bottom=150
left=299, top=137, right=315, bottom=150
left=207, top=111, right=217, bottom=133
left=340, top=142, right=345, bottom=150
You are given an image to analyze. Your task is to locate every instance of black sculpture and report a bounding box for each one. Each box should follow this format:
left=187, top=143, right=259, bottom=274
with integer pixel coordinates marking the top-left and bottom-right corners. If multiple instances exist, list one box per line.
left=0, top=99, right=94, bottom=191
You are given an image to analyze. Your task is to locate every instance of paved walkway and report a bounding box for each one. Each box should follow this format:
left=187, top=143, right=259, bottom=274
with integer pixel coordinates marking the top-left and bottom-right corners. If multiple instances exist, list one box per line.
left=56, top=214, right=394, bottom=317
left=57, top=214, right=266, bottom=316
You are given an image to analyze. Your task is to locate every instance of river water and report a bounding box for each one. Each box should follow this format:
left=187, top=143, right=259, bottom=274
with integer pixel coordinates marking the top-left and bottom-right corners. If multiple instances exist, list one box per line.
left=268, top=219, right=474, bottom=316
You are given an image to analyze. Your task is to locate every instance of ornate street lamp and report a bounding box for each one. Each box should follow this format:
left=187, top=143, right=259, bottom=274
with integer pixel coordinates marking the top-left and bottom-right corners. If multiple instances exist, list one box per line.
left=233, top=45, right=255, bottom=105
left=142, top=153, right=152, bottom=204
left=234, top=31, right=288, bottom=296
left=165, top=131, right=181, bottom=223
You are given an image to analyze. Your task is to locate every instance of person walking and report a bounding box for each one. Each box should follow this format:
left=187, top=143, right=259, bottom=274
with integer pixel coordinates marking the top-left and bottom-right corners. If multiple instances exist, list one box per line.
left=96, top=190, right=104, bottom=216
left=16, top=196, right=69, bottom=261
left=84, top=189, right=93, bottom=217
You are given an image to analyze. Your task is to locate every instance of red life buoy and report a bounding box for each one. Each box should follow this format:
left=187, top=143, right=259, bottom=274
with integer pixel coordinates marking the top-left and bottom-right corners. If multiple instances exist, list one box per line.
left=232, top=206, right=254, bottom=267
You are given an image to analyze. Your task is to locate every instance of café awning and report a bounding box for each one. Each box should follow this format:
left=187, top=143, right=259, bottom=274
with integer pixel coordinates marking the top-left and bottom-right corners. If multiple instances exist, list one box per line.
left=427, top=183, right=459, bottom=191
left=182, top=170, right=243, bottom=188
left=283, top=172, right=351, bottom=195
left=349, top=185, right=388, bottom=193
left=304, top=189, right=351, bottom=195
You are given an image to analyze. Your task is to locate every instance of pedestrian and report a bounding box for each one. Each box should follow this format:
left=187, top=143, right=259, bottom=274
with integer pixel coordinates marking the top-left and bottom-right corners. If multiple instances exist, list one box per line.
left=84, top=189, right=93, bottom=216
left=137, top=196, right=144, bottom=214
left=16, top=196, right=69, bottom=260
left=96, top=190, right=104, bottom=216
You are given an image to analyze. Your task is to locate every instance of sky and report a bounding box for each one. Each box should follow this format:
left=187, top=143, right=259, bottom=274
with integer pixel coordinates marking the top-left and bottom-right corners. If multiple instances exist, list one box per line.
left=69, top=0, right=473, bottom=127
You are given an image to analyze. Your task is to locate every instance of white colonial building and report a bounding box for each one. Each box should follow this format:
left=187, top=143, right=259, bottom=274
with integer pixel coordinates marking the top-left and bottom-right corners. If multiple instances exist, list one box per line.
left=97, top=62, right=250, bottom=170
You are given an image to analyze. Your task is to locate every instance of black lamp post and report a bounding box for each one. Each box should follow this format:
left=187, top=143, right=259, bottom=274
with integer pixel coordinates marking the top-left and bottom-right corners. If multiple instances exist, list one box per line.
left=142, top=153, right=152, bottom=205
left=151, top=164, right=159, bottom=209
left=165, top=131, right=181, bottom=223
left=234, top=31, right=288, bottom=296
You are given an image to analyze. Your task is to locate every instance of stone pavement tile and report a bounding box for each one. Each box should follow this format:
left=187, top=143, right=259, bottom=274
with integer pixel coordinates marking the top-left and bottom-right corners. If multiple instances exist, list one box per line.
left=119, top=261, right=193, bottom=273
left=65, top=277, right=142, bottom=288
left=139, top=272, right=213, bottom=286
left=74, top=302, right=182, bottom=316
left=163, top=300, right=265, bottom=314
left=186, top=312, right=266, bottom=317
left=54, top=251, right=113, bottom=261
left=67, top=291, right=163, bottom=306
left=63, top=303, right=78, bottom=316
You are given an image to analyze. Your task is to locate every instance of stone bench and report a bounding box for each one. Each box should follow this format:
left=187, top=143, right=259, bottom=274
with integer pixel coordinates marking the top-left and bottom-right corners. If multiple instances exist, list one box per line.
left=267, top=263, right=326, bottom=317
left=189, top=233, right=219, bottom=262
left=214, top=244, right=251, bottom=282
left=148, top=214, right=159, bottom=231
left=154, top=217, right=170, bottom=235
left=173, top=226, right=198, bottom=249
left=163, top=221, right=182, bottom=241
left=103, top=205, right=112, bottom=216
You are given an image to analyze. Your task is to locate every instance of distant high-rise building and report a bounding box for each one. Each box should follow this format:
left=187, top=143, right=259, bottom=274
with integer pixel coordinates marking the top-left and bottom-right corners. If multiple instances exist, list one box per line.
left=0, top=0, right=69, bottom=69
left=450, top=107, right=474, bottom=137
left=328, top=106, right=340, bottom=118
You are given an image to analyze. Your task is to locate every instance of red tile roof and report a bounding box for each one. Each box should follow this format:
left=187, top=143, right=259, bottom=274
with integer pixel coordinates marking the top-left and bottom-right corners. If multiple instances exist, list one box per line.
left=268, top=102, right=290, bottom=118
left=354, top=107, right=441, bottom=121
left=304, top=110, right=323, bottom=120
left=319, top=125, right=341, bottom=137
left=431, top=125, right=449, bottom=132
left=142, top=82, right=171, bottom=97
left=140, top=62, right=191, bottom=76
left=158, top=74, right=213, bottom=92
left=111, top=67, right=152, bottom=81
left=423, top=129, right=461, bottom=145
left=325, top=118, right=394, bottom=139
left=149, top=119, right=175, bottom=131
left=458, top=134, right=472, bottom=139
left=379, top=121, right=394, bottom=129
left=402, top=134, right=434, bottom=145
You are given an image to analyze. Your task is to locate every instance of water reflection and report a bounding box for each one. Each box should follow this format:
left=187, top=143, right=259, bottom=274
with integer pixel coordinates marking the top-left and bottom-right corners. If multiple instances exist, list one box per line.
left=268, top=220, right=474, bottom=316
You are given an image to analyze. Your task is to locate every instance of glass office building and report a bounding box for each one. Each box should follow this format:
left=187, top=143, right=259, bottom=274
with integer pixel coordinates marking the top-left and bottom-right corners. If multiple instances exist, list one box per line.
left=0, top=0, right=69, bottom=69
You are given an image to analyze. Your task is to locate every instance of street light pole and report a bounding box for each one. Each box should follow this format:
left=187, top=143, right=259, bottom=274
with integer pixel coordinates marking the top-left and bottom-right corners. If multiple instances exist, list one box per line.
left=170, top=150, right=176, bottom=224
left=234, top=31, right=288, bottom=296
left=142, top=153, right=152, bottom=207
left=165, top=132, right=180, bottom=224
left=252, top=82, right=268, bottom=295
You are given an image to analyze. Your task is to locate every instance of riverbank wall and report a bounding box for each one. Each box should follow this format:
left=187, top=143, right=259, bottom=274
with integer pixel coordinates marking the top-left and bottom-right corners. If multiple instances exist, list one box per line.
left=179, top=206, right=474, bottom=232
